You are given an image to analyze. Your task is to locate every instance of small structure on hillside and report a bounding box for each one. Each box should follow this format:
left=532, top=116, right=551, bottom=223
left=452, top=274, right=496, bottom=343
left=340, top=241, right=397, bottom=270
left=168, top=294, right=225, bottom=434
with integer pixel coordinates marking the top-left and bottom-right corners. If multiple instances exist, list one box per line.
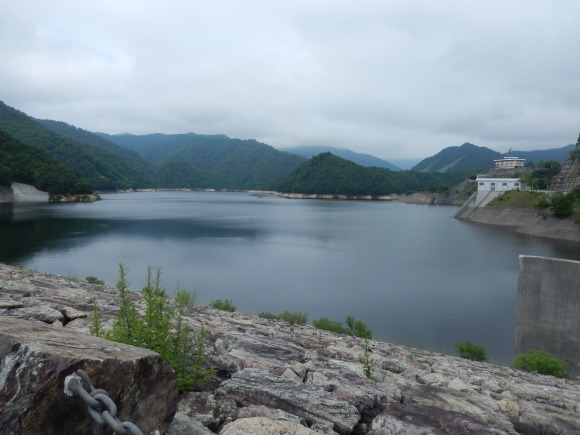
left=476, top=177, right=521, bottom=192
left=494, top=149, right=525, bottom=169
left=494, top=156, right=525, bottom=169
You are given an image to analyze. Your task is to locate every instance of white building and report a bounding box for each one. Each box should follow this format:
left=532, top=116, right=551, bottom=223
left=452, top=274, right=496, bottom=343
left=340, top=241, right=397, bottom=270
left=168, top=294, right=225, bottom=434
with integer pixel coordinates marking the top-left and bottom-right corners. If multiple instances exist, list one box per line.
left=494, top=156, right=525, bottom=169
left=476, top=177, right=521, bottom=192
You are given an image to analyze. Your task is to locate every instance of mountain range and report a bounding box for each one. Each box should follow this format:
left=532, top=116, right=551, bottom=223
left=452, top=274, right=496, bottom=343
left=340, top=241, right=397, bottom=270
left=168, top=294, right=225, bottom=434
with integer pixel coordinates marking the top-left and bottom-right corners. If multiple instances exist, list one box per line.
left=280, top=146, right=401, bottom=171
left=0, top=100, right=575, bottom=195
left=412, top=142, right=575, bottom=173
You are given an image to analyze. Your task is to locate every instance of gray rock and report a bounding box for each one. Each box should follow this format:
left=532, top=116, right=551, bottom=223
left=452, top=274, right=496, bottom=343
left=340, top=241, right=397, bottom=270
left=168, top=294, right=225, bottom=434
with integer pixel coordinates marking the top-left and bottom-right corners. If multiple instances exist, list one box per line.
left=212, top=331, right=306, bottom=372
left=305, top=361, right=402, bottom=411
left=0, top=317, right=178, bottom=434
left=167, top=412, right=215, bottom=435
left=6, top=305, right=64, bottom=323
left=219, top=417, right=317, bottom=435
left=0, top=299, right=23, bottom=309
left=177, top=391, right=238, bottom=431
left=217, top=368, right=360, bottom=434
left=381, top=359, right=407, bottom=374
left=369, top=403, right=507, bottom=434
left=401, top=385, right=514, bottom=432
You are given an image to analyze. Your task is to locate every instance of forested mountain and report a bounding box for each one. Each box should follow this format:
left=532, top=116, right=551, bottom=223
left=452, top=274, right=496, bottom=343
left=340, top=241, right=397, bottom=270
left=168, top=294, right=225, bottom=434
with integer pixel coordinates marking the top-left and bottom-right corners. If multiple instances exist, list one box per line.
left=277, top=152, right=468, bottom=195
left=0, top=102, right=148, bottom=190
left=0, top=129, right=91, bottom=194
left=413, top=142, right=576, bottom=173
left=413, top=143, right=500, bottom=173
left=100, top=132, right=305, bottom=190
left=280, top=146, right=401, bottom=171
left=514, top=144, right=575, bottom=164
left=35, top=119, right=153, bottom=178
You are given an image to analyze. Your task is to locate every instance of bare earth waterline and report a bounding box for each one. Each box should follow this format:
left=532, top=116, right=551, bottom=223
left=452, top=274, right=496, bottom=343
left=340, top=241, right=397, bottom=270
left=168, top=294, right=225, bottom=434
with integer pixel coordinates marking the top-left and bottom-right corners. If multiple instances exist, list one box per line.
left=1, top=190, right=579, bottom=365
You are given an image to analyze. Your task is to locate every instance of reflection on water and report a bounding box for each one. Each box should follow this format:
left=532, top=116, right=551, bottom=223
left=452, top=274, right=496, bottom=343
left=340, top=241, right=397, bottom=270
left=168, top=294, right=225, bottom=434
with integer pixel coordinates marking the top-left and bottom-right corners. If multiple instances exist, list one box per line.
left=1, top=191, right=579, bottom=365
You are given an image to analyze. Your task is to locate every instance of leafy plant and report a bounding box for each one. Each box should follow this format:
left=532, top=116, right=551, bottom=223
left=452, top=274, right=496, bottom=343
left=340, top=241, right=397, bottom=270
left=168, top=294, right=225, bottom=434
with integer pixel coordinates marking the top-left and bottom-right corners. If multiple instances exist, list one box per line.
left=90, top=263, right=215, bottom=392
left=85, top=276, right=105, bottom=285
left=88, top=297, right=103, bottom=337
left=455, top=340, right=488, bottom=362
left=551, top=193, right=574, bottom=217
left=361, top=338, right=376, bottom=380
left=312, top=317, right=345, bottom=334
left=345, top=316, right=373, bottom=339
left=513, top=350, right=570, bottom=379
left=258, top=312, right=279, bottom=320
left=209, top=299, right=236, bottom=312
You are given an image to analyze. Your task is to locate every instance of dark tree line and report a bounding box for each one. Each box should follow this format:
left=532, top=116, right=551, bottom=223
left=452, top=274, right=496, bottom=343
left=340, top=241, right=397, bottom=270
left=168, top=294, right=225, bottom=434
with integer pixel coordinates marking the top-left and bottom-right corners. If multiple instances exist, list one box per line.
left=0, top=129, right=92, bottom=194
left=276, top=152, right=469, bottom=195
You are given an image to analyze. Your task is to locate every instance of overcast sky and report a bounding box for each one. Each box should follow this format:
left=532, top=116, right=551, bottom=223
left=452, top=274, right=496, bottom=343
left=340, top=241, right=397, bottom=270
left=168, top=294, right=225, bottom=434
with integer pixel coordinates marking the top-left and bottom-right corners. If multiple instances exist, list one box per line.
left=1, top=1, right=579, bottom=160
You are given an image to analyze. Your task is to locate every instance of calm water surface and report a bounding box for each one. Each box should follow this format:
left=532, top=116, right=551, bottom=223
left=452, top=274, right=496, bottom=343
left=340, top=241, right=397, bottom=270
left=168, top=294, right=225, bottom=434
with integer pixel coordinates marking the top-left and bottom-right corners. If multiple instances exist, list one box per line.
left=1, top=191, right=579, bottom=365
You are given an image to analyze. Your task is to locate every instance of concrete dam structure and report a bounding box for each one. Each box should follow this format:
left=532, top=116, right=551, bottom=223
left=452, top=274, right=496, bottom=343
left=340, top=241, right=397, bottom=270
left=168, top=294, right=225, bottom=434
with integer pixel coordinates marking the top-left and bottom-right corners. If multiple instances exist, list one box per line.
left=0, top=182, right=48, bottom=203
left=515, top=255, right=580, bottom=378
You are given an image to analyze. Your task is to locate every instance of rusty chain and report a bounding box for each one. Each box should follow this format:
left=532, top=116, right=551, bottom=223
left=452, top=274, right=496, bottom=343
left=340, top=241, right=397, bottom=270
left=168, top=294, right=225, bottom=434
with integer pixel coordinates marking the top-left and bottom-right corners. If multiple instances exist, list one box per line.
left=65, top=369, right=143, bottom=435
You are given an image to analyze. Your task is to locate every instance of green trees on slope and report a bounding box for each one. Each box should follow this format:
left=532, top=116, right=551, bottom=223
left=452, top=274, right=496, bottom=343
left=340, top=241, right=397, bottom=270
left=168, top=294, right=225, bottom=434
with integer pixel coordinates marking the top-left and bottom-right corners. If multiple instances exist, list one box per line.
left=0, top=102, right=147, bottom=190
left=0, top=129, right=92, bottom=194
left=276, top=152, right=468, bottom=195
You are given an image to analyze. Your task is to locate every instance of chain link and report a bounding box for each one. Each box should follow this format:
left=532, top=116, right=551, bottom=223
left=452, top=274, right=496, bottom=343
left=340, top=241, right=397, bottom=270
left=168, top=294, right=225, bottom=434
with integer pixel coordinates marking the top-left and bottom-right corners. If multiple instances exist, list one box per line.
left=65, top=369, right=144, bottom=435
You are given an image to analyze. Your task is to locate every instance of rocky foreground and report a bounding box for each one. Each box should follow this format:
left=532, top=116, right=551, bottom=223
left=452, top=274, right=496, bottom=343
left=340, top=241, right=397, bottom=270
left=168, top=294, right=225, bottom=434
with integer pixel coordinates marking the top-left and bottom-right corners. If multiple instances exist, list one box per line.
left=1, top=264, right=579, bottom=434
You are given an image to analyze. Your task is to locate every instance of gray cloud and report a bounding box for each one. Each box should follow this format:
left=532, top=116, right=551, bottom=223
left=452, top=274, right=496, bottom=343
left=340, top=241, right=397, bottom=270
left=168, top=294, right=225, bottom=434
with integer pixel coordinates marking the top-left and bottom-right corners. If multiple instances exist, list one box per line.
left=1, top=1, right=579, bottom=160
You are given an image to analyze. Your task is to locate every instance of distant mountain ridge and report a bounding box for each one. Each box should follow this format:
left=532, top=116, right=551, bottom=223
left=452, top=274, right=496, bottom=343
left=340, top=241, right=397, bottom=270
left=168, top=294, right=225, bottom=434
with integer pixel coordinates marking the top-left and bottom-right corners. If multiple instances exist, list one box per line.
left=413, top=142, right=575, bottom=173
left=35, top=119, right=153, bottom=178
left=100, top=132, right=304, bottom=190
left=0, top=101, right=148, bottom=190
left=281, top=145, right=401, bottom=171
left=276, top=152, right=468, bottom=195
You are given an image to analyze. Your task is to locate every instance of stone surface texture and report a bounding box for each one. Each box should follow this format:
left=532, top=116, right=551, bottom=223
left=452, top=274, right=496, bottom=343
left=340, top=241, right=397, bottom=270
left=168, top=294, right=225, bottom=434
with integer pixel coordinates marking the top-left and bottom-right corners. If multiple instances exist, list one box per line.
left=0, top=316, right=178, bottom=434
left=1, top=264, right=579, bottom=434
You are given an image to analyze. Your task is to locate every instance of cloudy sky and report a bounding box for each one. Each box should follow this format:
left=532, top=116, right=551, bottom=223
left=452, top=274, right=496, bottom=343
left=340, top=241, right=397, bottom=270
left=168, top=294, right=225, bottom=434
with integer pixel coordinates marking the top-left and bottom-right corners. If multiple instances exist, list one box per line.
left=1, top=1, right=579, bottom=161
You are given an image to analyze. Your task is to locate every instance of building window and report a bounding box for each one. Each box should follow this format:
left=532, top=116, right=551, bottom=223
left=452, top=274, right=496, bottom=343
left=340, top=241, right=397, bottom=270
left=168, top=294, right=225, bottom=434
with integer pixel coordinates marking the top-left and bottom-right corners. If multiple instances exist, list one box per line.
left=479, top=182, right=484, bottom=186
left=502, top=183, right=508, bottom=186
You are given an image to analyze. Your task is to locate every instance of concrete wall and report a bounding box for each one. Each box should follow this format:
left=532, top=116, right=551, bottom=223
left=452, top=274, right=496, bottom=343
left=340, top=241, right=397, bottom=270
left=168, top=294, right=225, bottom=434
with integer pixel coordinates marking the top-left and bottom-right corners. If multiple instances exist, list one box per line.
left=7, top=183, right=48, bottom=202
left=515, top=255, right=580, bottom=377
left=456, top=206, right=580, bottom=242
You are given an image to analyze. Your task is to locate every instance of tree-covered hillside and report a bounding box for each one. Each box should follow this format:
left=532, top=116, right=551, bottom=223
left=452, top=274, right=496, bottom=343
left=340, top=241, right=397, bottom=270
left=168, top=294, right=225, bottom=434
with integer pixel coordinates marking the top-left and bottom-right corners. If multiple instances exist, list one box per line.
left=0, top=129, right=92, bottom=194
left=281, top=146, right=401, bottom=171
left=413, top=143, right=500, bottom=173
left=102, top=133, right=305, bottom=190
left=36, top=119, right=153, bottom=180
left=414, top=142, right=576, bottom=173
left=277, top=152, right=468, bottom=195
left=0, top=102, right=148, bottom=190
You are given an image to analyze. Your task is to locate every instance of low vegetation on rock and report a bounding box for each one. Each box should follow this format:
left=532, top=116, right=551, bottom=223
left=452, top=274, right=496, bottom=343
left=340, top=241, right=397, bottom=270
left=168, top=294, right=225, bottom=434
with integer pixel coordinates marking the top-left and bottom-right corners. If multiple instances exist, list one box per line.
left=209, top=298, right=237, bottom=312
left=455, top=340, right=488, bottom=362
left=513, top=350, right=570, bottom=379
left=258, top=311, right=309, bottom=325
left=90, top=264, right=215, bottom=392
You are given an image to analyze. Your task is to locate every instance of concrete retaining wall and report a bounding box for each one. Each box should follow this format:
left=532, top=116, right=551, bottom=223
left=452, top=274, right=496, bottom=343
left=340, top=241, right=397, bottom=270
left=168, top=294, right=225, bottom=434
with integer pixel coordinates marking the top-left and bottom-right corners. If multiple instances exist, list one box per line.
left=515, top=255, right=580, bottom=377
left=0, top=183, right=48, bottom=203
left=456, top=206, right=580, bottom=242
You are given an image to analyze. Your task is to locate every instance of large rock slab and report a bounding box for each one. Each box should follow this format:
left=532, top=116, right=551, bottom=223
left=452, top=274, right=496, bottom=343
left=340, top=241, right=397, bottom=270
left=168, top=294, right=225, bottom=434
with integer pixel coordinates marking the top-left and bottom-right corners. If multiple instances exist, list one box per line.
left=217, top=368, right=360, bottom=434
left=220, top=417, right=318, bottom=435
left=304, top=359, right=402, bottom=411
left=0, top=317, right=178, bottom=434
left=368, top=403, right=507, bottom=434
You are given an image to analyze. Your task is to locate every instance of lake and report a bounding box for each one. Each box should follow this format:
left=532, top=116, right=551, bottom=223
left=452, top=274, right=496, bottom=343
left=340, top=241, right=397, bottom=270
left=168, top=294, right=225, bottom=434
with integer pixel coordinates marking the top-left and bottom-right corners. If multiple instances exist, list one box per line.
left=1, top=190, right=579, bottom=365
